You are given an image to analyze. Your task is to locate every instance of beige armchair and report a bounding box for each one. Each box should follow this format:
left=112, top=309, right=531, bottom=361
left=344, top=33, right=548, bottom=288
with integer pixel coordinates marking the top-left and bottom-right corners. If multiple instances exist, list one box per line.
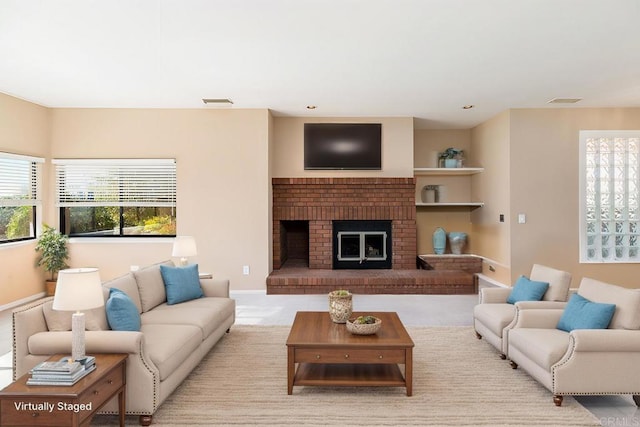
left=507, top=277, right=640, bottom=406
left=473, top=264, right=572, bottom=359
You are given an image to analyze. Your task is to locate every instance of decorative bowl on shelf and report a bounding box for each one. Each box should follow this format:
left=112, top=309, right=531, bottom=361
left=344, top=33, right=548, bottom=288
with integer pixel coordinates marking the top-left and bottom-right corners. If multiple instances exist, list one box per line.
left=346, top=315, right=382, bottom=335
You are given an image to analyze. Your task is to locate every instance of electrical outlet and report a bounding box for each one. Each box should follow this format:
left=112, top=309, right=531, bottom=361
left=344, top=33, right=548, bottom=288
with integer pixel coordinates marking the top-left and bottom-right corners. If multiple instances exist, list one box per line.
left=242, top=265, right=250, bottom=275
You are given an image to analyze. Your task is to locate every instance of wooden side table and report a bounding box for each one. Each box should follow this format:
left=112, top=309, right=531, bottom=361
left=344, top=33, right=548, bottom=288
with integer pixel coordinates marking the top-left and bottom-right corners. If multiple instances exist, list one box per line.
left=0, top=353, right=127, bottom=427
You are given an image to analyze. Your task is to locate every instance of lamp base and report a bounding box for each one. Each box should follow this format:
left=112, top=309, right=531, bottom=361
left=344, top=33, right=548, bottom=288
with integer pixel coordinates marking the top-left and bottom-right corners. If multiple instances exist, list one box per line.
left=71, top=312, right=86, bottom=362
left=178, top=257, right=189, bottom=266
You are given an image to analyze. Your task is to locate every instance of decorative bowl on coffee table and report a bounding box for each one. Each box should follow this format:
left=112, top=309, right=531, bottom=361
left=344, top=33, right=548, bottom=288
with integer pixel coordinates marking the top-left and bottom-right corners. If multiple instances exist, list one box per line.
left=346, top=315, right=382, bottom=335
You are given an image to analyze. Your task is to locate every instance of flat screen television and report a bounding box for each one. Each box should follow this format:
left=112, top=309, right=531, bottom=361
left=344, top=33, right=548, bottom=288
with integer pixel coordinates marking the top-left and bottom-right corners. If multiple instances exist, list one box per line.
left=304, top=123, right=382, bottom=170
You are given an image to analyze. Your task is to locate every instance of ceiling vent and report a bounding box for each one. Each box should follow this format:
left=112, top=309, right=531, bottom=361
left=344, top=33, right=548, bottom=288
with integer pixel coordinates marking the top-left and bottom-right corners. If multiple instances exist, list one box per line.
left=202, top=98, right=233, bottom=106
left=547, top=98, right=582, bottom=104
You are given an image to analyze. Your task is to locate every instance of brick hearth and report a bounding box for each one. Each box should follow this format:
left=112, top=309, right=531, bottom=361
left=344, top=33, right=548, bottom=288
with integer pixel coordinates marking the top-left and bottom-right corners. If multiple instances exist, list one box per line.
left=272, top=177, right=417, bottom=270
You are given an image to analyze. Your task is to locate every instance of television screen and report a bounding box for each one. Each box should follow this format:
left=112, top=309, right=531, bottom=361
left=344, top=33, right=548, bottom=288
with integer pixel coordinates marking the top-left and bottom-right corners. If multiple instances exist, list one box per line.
left=304, top=123, right=382, bottom=170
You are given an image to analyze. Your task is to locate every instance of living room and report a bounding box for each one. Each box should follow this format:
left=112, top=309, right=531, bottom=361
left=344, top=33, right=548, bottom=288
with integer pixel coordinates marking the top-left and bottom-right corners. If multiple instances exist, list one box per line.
left=1, top=1, right=640, bottom=426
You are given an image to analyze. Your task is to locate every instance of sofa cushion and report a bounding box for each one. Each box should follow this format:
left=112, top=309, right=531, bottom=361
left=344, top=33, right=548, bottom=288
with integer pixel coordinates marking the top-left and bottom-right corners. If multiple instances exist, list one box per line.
left=473, top=303, right=516, bottom=337
left=133, top=261, right=173, bottom=312
left=141, top=323, right=202, bottom=381
left=106, top=289, right=141, bottom=331
left=529, top=264, right=572, bottom=302
left=509, top=328, right=570, bottom=370
left=103, top=273, right=142, bottom=314
left=557, top=293, right=616, bottom=332
left=142, top=297, right=236, bottom=338
left=160, top=264, right=203, bottom=305
left=578, top=278, right=640, bottom=330
left=507, top=276, right=549, bottom=304
left=42, top=291, right=109, bottom=331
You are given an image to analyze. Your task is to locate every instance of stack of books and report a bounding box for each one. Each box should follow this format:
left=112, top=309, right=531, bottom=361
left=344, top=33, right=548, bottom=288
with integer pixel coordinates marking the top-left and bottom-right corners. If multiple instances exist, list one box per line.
left=27, top=356, right=96, bottom=386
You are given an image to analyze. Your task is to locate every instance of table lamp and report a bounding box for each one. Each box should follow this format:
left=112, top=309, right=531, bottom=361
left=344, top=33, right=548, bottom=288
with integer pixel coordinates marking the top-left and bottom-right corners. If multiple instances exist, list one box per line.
left=172, top=236, right=197, bottom=266
left=52, top=268, right=104, bottom=361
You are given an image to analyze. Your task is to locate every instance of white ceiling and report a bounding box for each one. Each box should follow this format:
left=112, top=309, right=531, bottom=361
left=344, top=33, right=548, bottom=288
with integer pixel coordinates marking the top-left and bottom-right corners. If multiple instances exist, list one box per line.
left=1, top=0, right=639, bottom=129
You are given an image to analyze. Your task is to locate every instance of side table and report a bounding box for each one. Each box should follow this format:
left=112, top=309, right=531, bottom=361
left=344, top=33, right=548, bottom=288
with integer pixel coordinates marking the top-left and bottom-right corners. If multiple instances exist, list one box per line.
left=0, top=353, right=127, bottom=427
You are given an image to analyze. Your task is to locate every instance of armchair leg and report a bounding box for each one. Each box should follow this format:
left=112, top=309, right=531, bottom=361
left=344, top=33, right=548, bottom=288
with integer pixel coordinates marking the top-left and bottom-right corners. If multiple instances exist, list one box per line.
left=499, top=353, right=506, bottom=360
left=509, top=360, right=518, bottom=369
left=633, top=395, right=640, bottom=406
left=553, top=395, right=563, bottom=406
left=139, top=415, right=152, bottom=426
left=475, top=331, right=482, bottom=339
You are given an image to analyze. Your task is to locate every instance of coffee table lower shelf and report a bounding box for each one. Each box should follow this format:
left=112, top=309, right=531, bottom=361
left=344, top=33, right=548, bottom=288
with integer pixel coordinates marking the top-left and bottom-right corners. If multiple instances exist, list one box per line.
left=294, top=363, right=406, bottom=388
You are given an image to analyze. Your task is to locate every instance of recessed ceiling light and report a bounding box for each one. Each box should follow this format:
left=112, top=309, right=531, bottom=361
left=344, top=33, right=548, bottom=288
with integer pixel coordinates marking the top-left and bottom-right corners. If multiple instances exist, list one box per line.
left=202, top=98, right=233, bottom=106
left=462, top=105, right=474, bottom=110
left=306, top=105, right=317, bottom=110
left=548, top=98, right=582, bottom=104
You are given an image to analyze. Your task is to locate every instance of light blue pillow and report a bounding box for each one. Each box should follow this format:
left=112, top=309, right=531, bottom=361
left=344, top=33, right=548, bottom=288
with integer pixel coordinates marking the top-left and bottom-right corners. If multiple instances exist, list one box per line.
left=160, top=264, right=203, bottom=305
left=105, top=288, right=141, bottom=331
left=557, top=293, right=616, bottom=332
left=506, top=275, right=550, bottom=304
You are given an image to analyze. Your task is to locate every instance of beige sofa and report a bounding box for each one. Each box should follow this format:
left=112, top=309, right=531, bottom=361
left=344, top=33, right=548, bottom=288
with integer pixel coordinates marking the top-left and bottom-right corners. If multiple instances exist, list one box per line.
left=12, top=261, right=235, bottom=426
left=473, top=264, right=572, bottom=358
left=507, top=277, right=640, bottom=406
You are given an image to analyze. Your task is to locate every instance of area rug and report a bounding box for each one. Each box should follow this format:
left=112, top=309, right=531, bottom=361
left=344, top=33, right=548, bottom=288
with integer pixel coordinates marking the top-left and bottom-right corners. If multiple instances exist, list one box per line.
left=93, top=326, right=599, bottom=426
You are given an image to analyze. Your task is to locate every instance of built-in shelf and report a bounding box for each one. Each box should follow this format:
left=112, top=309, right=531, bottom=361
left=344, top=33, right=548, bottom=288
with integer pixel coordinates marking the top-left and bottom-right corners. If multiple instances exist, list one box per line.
left=413, top=167, right=484, bottom=176
left=416, top=202, right=484, bottom=208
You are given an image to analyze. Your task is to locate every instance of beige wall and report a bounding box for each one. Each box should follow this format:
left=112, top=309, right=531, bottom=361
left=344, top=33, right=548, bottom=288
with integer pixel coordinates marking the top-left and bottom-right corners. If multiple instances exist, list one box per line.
left=471, top=111, right=512, bottom=284
left=0, top=93, right=51, bottom=306
left=49, top=108, right=272, bottom=290
left=272, top=117, right=414, bottom=177
left=509, top=108, right=640, bottom=288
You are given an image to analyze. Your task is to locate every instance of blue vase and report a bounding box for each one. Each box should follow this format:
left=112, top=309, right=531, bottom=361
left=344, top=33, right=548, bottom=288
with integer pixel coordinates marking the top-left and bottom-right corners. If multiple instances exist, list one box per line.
left=444, top=159, right=458, bottom=168
left=433, top=227, right=446, bottom=254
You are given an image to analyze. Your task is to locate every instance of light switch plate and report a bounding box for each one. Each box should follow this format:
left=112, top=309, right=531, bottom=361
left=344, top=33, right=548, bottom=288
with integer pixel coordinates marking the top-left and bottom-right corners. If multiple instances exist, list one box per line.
left=518, top=213, right=526, bottom=224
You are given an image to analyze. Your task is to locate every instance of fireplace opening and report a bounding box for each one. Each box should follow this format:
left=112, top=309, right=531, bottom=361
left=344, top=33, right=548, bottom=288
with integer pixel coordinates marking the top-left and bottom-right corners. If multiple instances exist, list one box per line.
left=333, top=220, right=392, bottom=269
left=279, top=220, right=309, bottom=267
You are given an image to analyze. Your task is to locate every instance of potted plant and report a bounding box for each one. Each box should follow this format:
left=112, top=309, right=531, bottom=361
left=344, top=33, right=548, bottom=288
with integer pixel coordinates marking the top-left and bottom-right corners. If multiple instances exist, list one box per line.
left=35, top=224, right=70, bottom=296
left=439, top=148, right=464, bottom=168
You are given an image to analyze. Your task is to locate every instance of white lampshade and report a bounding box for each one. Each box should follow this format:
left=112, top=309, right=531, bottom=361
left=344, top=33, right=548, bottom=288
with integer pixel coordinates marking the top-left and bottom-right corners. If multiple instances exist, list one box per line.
left=172, top=236, right=197, bottom=266
left=52, top=268, right=104, bottom=311
left=52, top=268, right=103, bottom=362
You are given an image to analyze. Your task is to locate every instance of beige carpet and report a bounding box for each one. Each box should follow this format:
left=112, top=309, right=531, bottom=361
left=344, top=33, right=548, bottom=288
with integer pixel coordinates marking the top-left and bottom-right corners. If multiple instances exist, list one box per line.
left=93, top=326, right=599, bottom=426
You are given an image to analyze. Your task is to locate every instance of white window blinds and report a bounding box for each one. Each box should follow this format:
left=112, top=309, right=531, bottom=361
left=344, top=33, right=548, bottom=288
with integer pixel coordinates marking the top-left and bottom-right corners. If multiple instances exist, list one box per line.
left=0, top=152, right=44, bottom=207
left=53, top=159, right=176, bottom=207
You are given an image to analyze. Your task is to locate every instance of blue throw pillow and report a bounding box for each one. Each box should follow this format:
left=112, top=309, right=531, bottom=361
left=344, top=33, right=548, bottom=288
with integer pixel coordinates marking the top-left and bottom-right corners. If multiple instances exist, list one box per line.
left=557, top=293, right=616, bottom=332
left=106, top=288, right=141, bottom=331
left=506, top=275, right=550, bottom=304
left=160, top=264, right=203, bottom=305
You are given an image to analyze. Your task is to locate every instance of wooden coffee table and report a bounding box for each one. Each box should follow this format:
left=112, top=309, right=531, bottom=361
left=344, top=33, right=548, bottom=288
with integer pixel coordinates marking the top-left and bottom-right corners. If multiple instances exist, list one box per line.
left=286, top=311, right=414, bottom=396
left=0, top=353, right=127, bottom=427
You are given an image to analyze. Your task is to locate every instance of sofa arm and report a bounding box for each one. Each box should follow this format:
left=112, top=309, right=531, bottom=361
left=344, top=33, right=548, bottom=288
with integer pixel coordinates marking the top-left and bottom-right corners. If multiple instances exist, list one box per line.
left=512, top=308, right=564, bottom=329
left=570, top=329, right=640, bottom=352
left=12, top=298, right=50, bottom=378
left=479, top=287, right=511, bottom=304
left=200, top=278, right=230, bottom=298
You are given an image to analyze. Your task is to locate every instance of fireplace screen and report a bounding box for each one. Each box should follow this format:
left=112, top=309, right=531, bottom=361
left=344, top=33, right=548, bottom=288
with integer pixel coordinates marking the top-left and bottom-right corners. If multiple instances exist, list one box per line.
left=337, top=231, right=387, bottom=262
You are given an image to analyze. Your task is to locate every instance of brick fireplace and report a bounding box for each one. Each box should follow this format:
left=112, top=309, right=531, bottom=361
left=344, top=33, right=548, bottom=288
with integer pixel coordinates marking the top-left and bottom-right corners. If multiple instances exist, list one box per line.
left=272, top=178, right=417, bottom=270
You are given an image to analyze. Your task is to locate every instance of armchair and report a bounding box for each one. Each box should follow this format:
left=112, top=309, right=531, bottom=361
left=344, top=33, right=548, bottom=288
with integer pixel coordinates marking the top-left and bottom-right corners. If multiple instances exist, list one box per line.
left=473, top=264, right=572, bottom=358
left=507, top=277, right=640, bottom=406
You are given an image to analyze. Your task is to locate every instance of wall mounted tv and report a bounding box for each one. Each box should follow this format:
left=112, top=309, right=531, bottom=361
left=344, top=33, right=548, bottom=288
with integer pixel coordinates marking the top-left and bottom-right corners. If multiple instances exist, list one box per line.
left=304, top=123, right=382, bottom=170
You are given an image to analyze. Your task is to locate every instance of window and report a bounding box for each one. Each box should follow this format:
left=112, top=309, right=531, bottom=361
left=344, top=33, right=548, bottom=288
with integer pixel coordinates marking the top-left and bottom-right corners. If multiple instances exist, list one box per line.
left=0, top=152, right=43, bottom=243
left=54, top=159, right=176, bottom=237
left=580, top=131, right=640, bottom=262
